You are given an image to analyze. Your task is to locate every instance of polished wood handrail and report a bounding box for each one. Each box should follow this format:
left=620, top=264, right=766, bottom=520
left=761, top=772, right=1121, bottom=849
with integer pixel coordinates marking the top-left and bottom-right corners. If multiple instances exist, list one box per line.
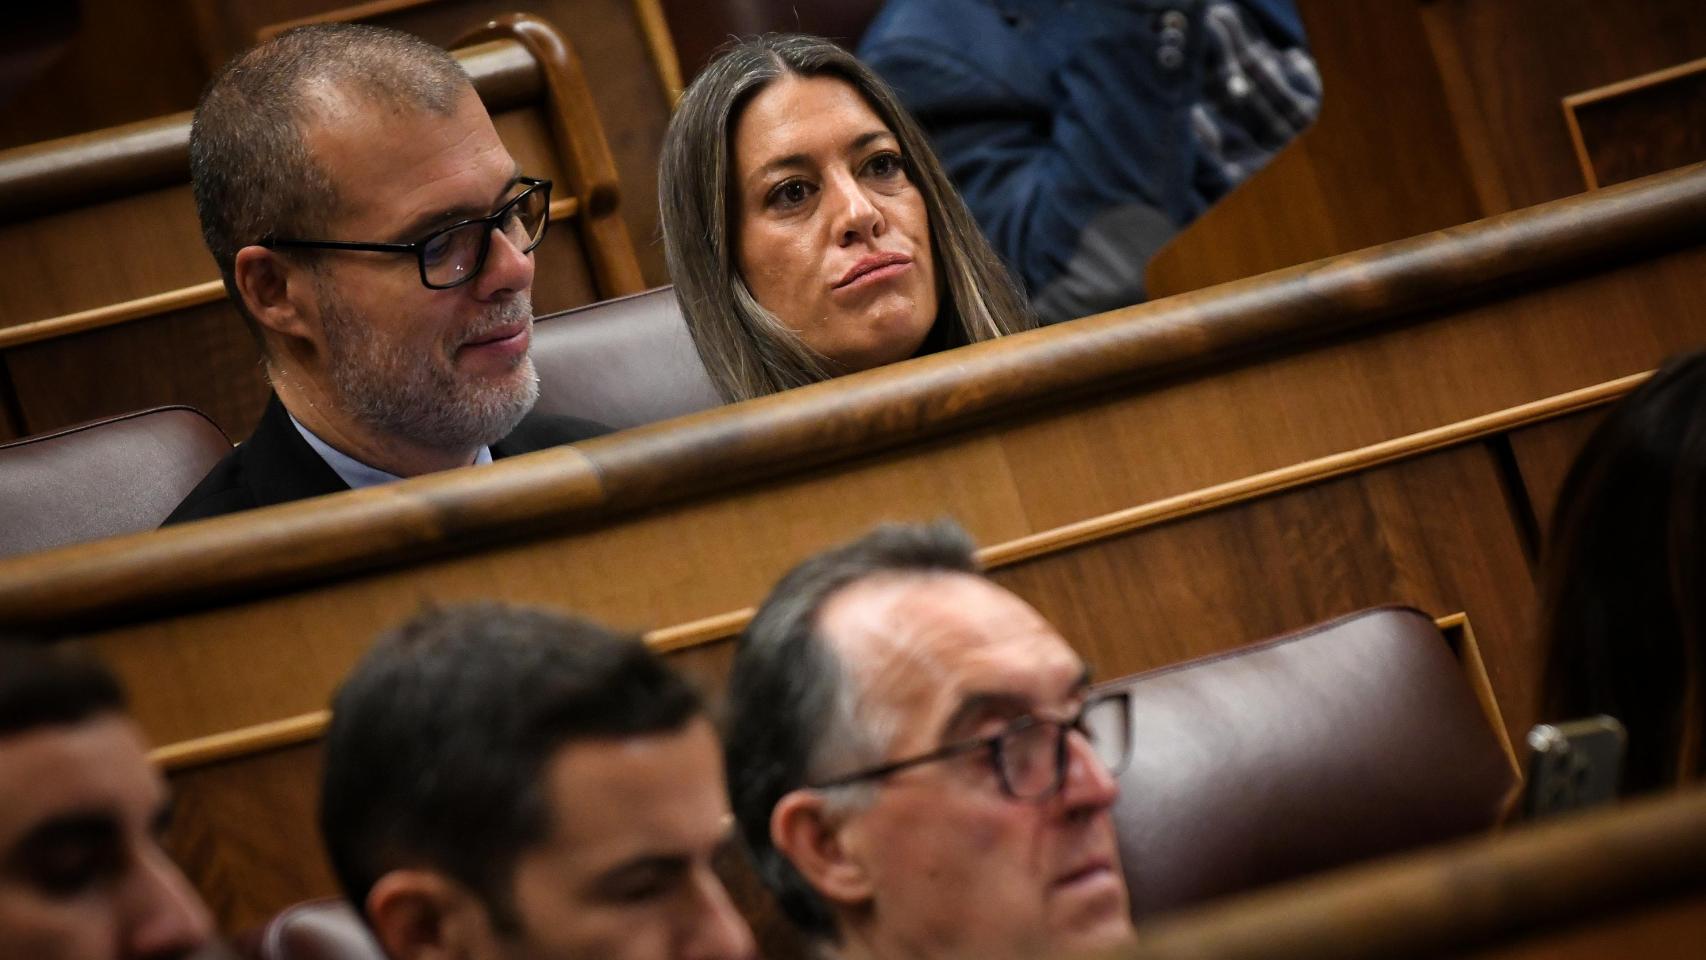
left=0, top=38, right=541, bottom=223
left=457, top=14, right=647, bottom=296
left=1113, top=787, right=1706, bottom=960
left=1, top=162, right=1704, bottom=629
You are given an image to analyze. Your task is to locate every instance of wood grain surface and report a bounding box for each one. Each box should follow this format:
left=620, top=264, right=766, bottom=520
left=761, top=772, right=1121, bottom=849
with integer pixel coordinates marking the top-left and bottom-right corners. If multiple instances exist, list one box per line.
left=8, top=161, right=1704, bottom=944
left=1148, top=0, right=1706, bottom=299
left=1116, top=786, right=1706, bottom=960
left=3, top=161, right=1701, bottom=633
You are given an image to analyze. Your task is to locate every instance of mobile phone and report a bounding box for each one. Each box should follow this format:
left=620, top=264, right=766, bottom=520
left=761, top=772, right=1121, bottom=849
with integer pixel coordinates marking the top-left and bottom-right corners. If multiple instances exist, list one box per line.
left=1524, top=716, right=1626, bottom=819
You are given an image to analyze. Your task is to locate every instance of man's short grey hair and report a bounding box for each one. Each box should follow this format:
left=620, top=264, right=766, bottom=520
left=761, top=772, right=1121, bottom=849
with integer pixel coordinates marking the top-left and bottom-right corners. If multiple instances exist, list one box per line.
left=189, top=23, right=472, bottom=347
left=724, top=520, right=982, bottom=939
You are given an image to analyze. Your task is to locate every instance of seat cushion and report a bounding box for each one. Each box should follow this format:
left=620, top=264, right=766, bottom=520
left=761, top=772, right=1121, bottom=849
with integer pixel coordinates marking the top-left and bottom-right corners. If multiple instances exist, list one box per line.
left=530, top=286, right=724, bottom=430
left=0, top=405, right=231, bottom=557
left=1109, top=605, right=1518, bottom=917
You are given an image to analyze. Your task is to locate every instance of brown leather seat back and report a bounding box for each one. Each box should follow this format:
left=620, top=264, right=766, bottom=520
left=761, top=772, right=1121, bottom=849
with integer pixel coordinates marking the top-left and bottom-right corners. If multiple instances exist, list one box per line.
left=0, top=405, right=230, bottom=558
left=238, top=899, right=380, bottom=960
left=1108, top=606, right=1518, bottom=918
left=530, top=286, right=724, bottom=430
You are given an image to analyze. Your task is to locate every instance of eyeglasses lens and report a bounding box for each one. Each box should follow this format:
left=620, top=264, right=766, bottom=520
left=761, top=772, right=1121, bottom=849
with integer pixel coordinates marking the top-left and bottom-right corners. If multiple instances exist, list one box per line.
left=1082, top=694, right=1133, bottom=776
left=421, top=186, right=550, bottom=288
left=1000, top=721, right=1063, bottom=799
left=998, top=695, right=1133, bottom=799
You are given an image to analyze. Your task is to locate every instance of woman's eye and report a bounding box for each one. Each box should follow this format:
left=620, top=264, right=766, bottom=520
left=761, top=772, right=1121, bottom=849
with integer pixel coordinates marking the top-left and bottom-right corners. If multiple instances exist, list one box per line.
left=767, top=179, right=814, bottom=209
left=865, top=153, right=905, bottom=179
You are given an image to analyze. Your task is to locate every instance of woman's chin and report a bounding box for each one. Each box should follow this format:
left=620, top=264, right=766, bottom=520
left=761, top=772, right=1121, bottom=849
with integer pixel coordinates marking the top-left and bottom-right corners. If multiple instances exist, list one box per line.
left=819, top=308, right=938, bottom=375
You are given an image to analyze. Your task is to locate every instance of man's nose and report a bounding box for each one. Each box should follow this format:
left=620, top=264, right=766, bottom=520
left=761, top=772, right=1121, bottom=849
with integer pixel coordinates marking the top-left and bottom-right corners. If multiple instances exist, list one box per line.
left=124, top=847, right=214, bottom=960
left=1058, top=728, right=1121, bottom=813
left=681, top=868, right=758, bottom=960
left=471, top=224, right=536, bottom=300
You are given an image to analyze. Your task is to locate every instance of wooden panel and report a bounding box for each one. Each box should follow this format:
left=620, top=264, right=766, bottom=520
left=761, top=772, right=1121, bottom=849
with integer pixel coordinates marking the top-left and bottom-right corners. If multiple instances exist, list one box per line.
left=1147, top=0, right=1706, bottom=298
left=3, top=165, right=1702, bottom=740
left=163, top=742, right=335, bottom=934
left=1121, top=787, right=1706, bottom=960
left=1420, top=0, right=1706, bottom=211
left=0, top=184, right=215, bottom=325
left=4, top=300, right=267, bottom=441
left=1466, top=889, right=1706, bottom=960
left=1145, top=0, right=1486, bottom=298
left=1506, top=408, right=1608, bottom=545
left=660, top=0, right=883, bottom=78
left=0, top=0, right=208, bottom=149
left=1566, top=58, right=1706, bottom=190
left=155, top=438, right=1538, bottom=935
left=994, top=442, right=1539, bottom=745
left=1, top=163, right=1702, bottom=936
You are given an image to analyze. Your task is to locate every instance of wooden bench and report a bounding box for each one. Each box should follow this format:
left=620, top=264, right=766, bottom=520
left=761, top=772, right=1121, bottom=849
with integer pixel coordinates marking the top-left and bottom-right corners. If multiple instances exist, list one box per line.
left=3, top=161, right=1705, bottom=931
left=1119, top=786, right=1706, bottom=960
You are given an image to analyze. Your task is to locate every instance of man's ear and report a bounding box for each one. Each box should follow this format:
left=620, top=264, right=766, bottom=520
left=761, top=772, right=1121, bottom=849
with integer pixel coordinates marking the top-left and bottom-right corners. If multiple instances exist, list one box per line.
left=771, top=789, right=874, bottom=908
left=366, top=869, right=496, bottom=960
left=232, top=245, right=318, bottom=344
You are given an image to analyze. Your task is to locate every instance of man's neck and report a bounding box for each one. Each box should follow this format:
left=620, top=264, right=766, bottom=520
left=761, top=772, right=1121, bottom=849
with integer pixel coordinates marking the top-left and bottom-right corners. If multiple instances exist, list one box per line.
left=273, top=372, right=481, bottom=478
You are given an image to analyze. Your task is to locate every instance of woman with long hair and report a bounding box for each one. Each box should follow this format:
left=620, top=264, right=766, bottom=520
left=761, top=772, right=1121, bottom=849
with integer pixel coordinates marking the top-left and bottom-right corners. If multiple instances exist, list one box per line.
left=659, top=34, right=1033, bottom=404
left=1538, top=349, right=1706, bottom=793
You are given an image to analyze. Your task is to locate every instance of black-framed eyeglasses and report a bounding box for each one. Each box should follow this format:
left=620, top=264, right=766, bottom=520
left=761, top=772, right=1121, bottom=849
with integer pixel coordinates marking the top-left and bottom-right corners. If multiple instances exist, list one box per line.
left=261, top=176, right=552, bottom=290
left=810, top=690, right=1132, bottom=801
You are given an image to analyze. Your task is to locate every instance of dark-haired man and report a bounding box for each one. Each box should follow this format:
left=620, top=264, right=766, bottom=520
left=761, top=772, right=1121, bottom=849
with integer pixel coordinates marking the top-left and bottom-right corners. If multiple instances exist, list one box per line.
left=725, top=521, right=1136, bottom=959
left=165, top=24, right=604, bottom=524
left=321, top=603, right=755, bottom=960
left=0, top=642, right=215, bottom=960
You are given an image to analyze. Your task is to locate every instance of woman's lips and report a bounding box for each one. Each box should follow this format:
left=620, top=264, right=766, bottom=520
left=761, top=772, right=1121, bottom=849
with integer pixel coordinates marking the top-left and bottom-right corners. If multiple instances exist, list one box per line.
left=835, top=252, right=913, bottom=290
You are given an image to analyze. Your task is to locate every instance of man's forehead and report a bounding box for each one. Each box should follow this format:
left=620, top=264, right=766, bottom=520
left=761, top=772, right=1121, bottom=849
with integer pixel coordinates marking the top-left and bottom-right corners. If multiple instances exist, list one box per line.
left=540, top=720, right=731, bottom=852
left=0, top=717, right=163, bottom=845
left=298, top=82, right=505, bottom=220
left=820, top=572, right=1082, bottom=716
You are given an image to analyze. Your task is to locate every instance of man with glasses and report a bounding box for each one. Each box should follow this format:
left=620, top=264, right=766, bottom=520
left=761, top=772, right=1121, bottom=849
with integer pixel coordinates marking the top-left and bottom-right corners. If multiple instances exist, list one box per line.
left=725, top=521, right=1136, bottom=959
left=164, top=24, right=605, bottom=524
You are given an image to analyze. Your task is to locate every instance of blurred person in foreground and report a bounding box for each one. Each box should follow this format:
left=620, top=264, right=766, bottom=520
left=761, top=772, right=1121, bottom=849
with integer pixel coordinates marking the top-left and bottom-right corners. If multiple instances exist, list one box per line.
left=724, top=521, right=1135, bottom=959
left=320, top=603, right=755, bottom=960
left=0, top=641, right=216, bottom=960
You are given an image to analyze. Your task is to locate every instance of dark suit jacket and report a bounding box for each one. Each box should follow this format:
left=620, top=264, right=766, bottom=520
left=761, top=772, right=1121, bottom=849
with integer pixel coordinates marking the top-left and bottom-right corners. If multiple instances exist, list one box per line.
left=162, top=396, right=609, bottom=525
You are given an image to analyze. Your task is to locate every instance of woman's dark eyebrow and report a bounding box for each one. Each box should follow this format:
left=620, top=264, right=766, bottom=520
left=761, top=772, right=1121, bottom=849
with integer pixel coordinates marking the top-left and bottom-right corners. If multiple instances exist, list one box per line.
left=748, top=131, right=897, bottom=189
left=846, top=129, right=896, bottom=154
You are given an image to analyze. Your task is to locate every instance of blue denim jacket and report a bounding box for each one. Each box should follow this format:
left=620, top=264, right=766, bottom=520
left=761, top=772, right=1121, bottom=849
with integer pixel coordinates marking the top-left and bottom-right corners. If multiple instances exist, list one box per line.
left=859, top=0, right=1311, bottom=321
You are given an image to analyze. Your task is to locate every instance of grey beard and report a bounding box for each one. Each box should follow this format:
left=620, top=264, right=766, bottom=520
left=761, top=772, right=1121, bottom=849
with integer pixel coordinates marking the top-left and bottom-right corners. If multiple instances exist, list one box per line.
left=323, top=295, right=540, bottom=453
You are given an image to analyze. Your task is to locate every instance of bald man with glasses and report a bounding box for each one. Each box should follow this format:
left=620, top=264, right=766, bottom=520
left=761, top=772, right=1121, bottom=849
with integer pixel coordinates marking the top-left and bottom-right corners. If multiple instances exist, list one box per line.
left=725, top=521, right=1136, bottom=960
left=165, top=24, right=605, bottom=524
